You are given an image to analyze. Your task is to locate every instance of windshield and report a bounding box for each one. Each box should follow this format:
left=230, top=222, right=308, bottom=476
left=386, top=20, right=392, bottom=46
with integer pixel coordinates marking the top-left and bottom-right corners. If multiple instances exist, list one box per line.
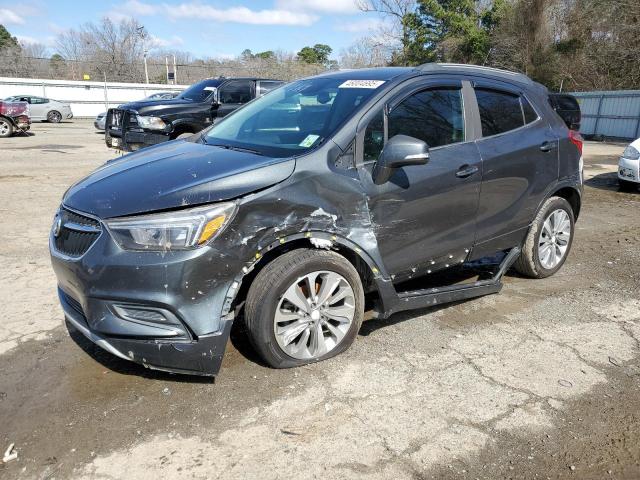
left=203, top=76, right=386, bottom=158
left=178, top=79, right=221, bottom=102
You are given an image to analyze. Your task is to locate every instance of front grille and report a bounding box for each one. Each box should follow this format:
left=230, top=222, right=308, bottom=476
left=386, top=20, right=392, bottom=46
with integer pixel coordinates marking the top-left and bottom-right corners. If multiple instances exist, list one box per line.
left=53, top=207, right=101, bottom=257
left=109, top=109, right=123, bottom=129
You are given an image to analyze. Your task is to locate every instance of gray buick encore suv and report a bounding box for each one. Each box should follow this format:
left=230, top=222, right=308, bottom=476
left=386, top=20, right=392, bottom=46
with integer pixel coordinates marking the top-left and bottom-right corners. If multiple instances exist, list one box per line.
left=50, top=64, right=583, bottom=376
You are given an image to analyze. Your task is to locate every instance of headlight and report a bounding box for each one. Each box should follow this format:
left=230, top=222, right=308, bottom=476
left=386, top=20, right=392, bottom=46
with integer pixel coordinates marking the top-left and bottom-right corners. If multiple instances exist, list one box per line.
left=622, top=145, right=640, bottom=160
left=105, top=203, right=236, bottom=251
left=136, top=115, right=166, bottom=130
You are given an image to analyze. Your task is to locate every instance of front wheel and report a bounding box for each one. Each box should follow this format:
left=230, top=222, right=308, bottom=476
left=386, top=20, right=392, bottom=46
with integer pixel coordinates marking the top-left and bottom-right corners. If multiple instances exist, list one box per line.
left=47, top=110, right=62, bottom=123
left=0, top=117, right=14, bottom=137
left=514, top=196, right=575, bottom=279
left=245, top=249, right=364, bottom=368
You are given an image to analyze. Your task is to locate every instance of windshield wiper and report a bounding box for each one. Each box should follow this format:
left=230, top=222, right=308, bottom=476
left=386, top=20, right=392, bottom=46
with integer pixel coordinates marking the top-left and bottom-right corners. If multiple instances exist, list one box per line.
left=207, top=143, right=265, bottom=156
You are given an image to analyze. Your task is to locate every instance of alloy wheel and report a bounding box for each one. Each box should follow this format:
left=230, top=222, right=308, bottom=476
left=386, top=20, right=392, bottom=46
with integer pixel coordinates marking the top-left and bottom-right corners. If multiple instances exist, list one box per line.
left=0, top=120, right=9, bottom=136
left=273, top=270, right=355, bottom=360
left=48, top=111, right=62, bottom=123
left=538, top=209, right=571, bottom=269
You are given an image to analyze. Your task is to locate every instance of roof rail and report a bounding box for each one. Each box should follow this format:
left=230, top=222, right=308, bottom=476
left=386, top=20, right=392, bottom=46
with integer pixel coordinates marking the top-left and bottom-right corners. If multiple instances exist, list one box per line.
left=417, top=63, right=534, bottom=85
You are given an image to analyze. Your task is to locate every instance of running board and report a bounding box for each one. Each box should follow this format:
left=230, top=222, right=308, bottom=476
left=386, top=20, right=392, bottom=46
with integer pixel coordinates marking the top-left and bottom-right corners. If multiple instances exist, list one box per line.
left=384, top=247, right=521, bottom=317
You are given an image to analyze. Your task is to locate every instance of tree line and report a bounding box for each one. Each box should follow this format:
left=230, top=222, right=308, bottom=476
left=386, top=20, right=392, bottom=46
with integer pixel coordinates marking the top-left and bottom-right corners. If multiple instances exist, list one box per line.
left=356, top=0, right=639, bottom=91
left=1, top=0, right=638, bottom=91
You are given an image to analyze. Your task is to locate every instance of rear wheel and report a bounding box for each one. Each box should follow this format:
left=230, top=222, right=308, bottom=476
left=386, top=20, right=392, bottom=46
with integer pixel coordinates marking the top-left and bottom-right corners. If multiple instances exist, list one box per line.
left=514, top=196, right=575, bottom=279
left=0, top=117, right=13, bottom=137
left=245, top=249, right=364, bottom=368
left=47, top=110, right=62, bottom=123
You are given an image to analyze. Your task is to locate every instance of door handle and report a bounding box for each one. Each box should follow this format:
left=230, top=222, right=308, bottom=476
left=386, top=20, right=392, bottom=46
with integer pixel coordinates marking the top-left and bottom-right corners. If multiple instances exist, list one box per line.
left=540, top=141, right=557, bottom=152
left=456, top=164, right=479, bottom=178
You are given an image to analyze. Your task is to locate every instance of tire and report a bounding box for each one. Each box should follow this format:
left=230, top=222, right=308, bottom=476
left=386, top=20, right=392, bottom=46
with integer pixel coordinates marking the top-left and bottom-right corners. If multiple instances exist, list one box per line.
left=245, top=248, right=365, bottom=369
left=618, top=178, right=638, bottom=191
left=47, top=110, right=62, bottom=123
left=514, top=196, right=575, bottom=279
left=0, top=117, right=13, bottom=137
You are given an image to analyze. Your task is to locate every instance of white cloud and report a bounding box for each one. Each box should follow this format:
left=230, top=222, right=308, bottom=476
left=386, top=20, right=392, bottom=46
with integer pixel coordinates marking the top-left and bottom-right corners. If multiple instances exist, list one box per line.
left=0, top=8, right=25, bottom=25
left=164, top=3, right=318, bottom=26
left=276, top=0, right=360, bottom=14
left=105, top=10, right=134, bottom=23
left=335, top=17, right=383, bottom=33
left=149, top=34, right=185, bottom=48
left=123, top=0, right=159, bottom=16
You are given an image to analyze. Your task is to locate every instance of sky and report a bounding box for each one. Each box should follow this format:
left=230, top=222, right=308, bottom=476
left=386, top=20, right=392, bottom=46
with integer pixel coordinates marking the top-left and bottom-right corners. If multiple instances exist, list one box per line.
left=0, top=0, right=387, bottom=60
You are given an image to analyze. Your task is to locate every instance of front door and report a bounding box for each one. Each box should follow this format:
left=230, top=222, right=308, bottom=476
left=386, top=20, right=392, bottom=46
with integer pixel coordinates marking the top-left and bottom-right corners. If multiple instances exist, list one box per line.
left=358, top=81, right=482, bottom=279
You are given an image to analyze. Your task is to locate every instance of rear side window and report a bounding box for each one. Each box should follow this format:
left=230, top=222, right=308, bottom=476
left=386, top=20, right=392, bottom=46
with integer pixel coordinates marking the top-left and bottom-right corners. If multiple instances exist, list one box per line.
left=388, top=88, right=465, bottom=148
left=219, top=80, right=254, bottom=104
left=257, top=81, right=283, bottom=97
left=476, top=89, right=538, bottom=137
left=521, top=96, right=538, bottom=124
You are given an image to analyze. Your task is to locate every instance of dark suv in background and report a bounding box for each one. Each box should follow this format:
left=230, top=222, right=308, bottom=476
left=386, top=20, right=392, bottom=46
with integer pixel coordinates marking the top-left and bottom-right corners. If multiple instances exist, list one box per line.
left=51, top=64, right=582, bottom=377
left=105, top=77, right=283, bottom=151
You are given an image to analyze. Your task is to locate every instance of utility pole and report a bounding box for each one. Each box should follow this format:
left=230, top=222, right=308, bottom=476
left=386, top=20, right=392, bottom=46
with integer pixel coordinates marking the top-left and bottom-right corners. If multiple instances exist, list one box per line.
left=173, top=55, right=177, bottom=85
left=136, top=25, right=150, bottom=84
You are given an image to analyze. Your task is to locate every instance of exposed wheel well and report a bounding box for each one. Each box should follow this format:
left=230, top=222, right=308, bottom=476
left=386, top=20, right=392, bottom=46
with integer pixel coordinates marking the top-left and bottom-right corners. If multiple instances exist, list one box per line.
left=228, top=240, right=379, bottom=317
left=170, top=124, right=197, bottom=139
left=551, top=186, right=581, bottom=220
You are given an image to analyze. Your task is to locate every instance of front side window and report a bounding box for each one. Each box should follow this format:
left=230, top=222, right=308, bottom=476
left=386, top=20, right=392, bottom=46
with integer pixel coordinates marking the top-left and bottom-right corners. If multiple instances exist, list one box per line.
left=177, top=79, right=221, bottom=102
left=219, top=80, right=254, bottom=104
left=204, top=77, right=385, bottom=158
left=363, top=109, right=385, bottom=161
left=388, top=88, right=465, bottom=148
left=476, top=88, right=537, bottom=137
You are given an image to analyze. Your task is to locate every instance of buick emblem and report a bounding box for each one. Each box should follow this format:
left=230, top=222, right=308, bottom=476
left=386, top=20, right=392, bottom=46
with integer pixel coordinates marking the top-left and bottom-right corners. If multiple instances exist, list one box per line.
left=53, top=216, right=62, bottom=238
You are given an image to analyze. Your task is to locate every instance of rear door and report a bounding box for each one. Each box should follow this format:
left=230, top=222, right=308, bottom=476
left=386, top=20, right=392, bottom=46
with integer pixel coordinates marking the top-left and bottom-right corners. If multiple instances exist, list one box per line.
left=31, top=97, right=49, bottom=119
left=470, top=80, right=559, bottom=257
left=215, top=80, right=255, bottom=121
left=357, top=79, right=483, bottom=278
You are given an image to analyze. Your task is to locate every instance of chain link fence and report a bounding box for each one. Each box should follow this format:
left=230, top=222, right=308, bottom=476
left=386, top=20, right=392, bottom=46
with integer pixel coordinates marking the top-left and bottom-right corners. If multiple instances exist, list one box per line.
left=0, top=54, right=328, bottom=84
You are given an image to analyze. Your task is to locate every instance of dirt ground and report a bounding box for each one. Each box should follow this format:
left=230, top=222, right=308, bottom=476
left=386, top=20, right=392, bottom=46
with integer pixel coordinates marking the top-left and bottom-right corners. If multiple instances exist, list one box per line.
left=1, top=121, right=639, bottom=479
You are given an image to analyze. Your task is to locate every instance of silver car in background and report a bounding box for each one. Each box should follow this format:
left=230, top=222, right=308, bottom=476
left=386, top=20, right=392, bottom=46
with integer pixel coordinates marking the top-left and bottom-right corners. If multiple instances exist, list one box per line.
left=3, top=95, right=72, bottom=123
left=94, top=112, right=107, bottom=131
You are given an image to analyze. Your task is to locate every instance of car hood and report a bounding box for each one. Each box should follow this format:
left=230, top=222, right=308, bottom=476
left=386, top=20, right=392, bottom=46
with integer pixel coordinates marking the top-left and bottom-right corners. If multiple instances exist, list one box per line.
left=118, top=97, right=196, bottom=113
left=63, top=140, right=295, bottom=218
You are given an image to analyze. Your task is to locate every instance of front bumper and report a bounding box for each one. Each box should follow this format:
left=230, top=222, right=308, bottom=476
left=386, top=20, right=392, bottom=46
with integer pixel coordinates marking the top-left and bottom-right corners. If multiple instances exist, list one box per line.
left=618, top=157, right=640, bottom=183
left=49, top=208, right=237, bottom=376
left=105, top=109, right=169, bottom=152
left=60, top=288, right=231, bottom=375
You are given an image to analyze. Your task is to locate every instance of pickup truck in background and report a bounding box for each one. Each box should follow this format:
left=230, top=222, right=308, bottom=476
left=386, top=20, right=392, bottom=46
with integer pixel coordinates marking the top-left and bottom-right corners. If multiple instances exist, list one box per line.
left=105, top=77, right=284, bottom=151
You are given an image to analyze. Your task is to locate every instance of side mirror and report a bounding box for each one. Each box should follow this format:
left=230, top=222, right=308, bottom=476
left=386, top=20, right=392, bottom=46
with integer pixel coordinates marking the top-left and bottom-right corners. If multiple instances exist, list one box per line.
left=372, top=134, right=430, bottom=185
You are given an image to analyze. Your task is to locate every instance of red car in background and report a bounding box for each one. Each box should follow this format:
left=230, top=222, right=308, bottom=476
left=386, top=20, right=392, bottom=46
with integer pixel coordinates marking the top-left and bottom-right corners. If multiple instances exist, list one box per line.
left=0, top=101, right=31, bottom=137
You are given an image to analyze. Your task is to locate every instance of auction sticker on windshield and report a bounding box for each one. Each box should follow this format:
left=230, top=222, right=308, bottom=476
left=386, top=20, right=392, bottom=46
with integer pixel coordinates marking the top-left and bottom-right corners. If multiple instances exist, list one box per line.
left=339, top=80, right=385, bottom=89
left=299, top=134, right=320, bottom=148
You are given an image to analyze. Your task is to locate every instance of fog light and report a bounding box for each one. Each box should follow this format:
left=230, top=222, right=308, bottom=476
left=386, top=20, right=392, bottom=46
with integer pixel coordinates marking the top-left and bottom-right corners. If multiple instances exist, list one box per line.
left=112, top=305, right=170, bottom=324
